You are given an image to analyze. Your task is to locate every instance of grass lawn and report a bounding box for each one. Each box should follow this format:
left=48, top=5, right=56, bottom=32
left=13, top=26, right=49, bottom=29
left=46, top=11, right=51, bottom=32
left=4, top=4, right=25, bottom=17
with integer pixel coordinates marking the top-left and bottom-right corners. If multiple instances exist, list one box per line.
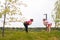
left=0, top=28, right=60, bottom=40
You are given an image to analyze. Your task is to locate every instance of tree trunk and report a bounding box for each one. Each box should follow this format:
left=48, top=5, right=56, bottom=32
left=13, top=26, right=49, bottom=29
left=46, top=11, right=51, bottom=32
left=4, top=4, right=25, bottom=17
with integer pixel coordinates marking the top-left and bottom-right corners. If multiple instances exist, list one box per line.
left=2, top=0, right=7, bottom=37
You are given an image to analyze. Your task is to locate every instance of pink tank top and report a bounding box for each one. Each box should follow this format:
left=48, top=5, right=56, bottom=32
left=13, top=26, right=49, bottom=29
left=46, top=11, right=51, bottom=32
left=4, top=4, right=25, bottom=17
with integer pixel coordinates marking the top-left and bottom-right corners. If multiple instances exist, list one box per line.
left=25, top=20, right=32, bottom=25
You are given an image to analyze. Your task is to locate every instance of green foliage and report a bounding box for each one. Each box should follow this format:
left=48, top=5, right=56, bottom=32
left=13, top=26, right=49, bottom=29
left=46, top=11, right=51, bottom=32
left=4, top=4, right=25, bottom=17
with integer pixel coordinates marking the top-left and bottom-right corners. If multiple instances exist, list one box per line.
left=55, top=0, right=60, bottom=19
left=8, top=0, right=12, bottom=2
left=53, top=0, right=60, bottom=27
left=0, top=0, right=27, bottom=26
left=0, top=13, right=2, bottom=18
left=55, top=19, right=60, bottom=22
left=2, top=8, right=10, bottom=14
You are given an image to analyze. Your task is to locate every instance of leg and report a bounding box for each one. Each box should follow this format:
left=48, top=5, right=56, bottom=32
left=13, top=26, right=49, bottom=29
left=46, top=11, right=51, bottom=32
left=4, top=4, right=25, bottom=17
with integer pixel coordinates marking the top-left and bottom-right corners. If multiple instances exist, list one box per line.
left=46, top=27, right=48, bottom=31
left=23, top=23, right=28, bottom=32
left=48, top=26, right=51, bottom=32
left=25, top=25, right=28, bottom=32
left=46, top=25, right=48, bottom=31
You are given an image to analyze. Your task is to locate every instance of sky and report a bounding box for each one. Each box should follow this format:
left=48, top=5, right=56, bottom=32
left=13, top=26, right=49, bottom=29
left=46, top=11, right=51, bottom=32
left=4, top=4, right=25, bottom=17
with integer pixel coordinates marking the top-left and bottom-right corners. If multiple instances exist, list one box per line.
left=0, top=0, right=56, bottom=28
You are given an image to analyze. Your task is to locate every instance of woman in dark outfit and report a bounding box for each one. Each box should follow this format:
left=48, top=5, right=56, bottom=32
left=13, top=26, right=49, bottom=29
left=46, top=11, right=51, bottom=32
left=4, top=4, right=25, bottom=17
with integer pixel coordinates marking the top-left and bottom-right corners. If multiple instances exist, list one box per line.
left=23, top=19, right=33, bottom=32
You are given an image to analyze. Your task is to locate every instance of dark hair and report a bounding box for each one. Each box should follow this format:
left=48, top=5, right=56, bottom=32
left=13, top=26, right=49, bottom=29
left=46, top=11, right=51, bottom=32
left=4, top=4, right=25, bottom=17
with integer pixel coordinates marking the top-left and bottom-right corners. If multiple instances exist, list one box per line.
left=30, top=19, right=33, bottom=22
left=43, top=19, right=46, bottom=21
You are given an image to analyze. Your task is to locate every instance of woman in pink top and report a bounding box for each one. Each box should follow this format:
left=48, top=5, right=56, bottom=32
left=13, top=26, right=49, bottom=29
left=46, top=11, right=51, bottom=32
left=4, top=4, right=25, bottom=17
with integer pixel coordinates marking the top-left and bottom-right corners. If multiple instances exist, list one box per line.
left=23, top=19, right=33, bottom=32
left=43, top=19, right=52, bottom=32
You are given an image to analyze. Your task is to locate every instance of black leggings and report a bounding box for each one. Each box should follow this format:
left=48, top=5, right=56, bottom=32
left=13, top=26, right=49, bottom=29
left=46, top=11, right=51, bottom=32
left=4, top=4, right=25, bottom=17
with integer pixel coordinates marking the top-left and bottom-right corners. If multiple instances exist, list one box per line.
left=23, top=23, right=28, bottom=32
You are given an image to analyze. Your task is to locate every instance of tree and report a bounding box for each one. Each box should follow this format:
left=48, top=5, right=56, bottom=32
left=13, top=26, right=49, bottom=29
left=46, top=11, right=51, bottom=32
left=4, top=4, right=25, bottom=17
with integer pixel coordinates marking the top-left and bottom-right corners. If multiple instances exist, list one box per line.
left=0, top=0, right=27, bottom=37
left=52, top=0, right=60, bottom=28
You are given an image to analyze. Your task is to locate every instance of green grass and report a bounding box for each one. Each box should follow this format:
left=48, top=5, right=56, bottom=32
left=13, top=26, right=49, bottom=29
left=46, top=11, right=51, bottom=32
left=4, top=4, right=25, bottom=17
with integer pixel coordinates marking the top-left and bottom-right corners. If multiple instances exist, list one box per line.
left=0, top=29, right=60, bottom=40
